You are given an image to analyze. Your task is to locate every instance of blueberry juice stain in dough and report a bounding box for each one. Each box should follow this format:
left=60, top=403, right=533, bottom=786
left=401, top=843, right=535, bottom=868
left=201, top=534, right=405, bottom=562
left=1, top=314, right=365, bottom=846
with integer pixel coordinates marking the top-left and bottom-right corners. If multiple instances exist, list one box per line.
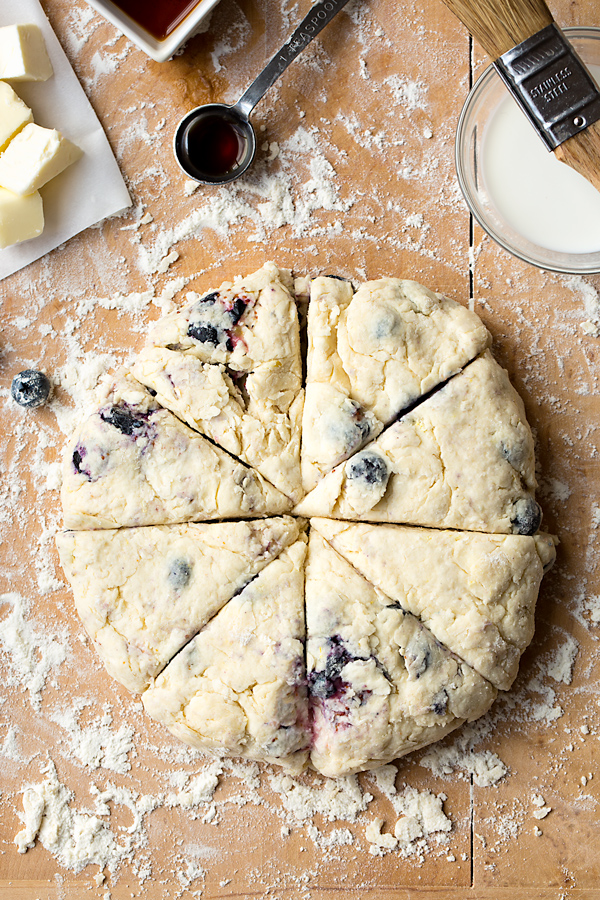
left=178, top=113, right=249, bottom=181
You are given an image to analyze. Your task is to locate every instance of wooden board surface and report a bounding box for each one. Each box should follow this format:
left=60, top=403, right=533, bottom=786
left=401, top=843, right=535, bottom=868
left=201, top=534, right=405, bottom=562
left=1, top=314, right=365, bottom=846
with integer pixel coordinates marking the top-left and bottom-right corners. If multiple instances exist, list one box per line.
left=0, top=0, right=599, bottom=897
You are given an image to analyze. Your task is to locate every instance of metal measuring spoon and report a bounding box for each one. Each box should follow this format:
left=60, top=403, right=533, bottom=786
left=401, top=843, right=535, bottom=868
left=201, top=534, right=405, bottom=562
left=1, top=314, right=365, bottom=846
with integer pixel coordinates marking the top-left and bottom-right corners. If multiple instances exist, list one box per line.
left=174, top=0, right=352, bottom=185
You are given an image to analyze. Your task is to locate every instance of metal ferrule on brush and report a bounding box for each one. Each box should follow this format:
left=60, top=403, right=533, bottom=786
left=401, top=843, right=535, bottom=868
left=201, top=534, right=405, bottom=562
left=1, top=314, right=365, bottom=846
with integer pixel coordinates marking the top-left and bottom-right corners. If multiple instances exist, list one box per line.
left=495, top=23, right=600, bottom=150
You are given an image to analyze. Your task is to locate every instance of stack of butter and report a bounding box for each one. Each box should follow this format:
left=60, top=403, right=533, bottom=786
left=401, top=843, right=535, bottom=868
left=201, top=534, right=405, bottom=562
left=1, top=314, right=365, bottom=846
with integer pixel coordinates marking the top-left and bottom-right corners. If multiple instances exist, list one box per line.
left=0, top=24, right=82, bottom=250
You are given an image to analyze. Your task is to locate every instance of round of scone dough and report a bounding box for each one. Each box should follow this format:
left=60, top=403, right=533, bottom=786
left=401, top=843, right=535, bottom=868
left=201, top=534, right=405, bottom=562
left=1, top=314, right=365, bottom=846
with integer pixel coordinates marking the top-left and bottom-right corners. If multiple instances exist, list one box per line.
left=56, top=265, right=556, bottom=778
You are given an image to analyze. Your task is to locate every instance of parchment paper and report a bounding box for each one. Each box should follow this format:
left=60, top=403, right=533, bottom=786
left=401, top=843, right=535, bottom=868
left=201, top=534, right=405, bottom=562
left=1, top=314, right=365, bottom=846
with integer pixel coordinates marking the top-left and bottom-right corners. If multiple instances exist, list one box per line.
left=0, top=0, right=131, bottom=280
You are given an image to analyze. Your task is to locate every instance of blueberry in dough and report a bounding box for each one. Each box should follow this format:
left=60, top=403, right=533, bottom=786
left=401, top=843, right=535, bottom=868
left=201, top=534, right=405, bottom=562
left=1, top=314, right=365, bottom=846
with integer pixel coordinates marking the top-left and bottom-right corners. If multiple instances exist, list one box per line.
left=187, top=322, right=219, bottom=345
left=347, top=451, right=389, bottom=487
left=309, top=635, right=354, bottom=700
left=167, top=559, right=192, bottom=591
left=403, top=633, right=432, bottom=679
left=309, top=671, right=334, bottom=700
left=431, top=689, right=449, bottom=716
left=72, top=447, right=85, bottom=475
left=500, top=439, right=526, bottom=469
left=71, top=444, right=97, bottom=481
left=197, top=291, right=219, bottom=307
left=186, top=292, right=247, bottom=349
left=325, top=636, right=354, bottom=681
left=353, top=413, right=372, bottom=444
left=511, top=497, right=542, bottom=535
left=371, top=307, right=399, bottom=340
left=229, top=296, right=247, bottom=325
left=327, top=400, right=372, bottom=459
left=309, top=636, right=392, bottom=702
left=100, top=405, right=151, bottom=437
left=11, top=369, right=51, bottom=408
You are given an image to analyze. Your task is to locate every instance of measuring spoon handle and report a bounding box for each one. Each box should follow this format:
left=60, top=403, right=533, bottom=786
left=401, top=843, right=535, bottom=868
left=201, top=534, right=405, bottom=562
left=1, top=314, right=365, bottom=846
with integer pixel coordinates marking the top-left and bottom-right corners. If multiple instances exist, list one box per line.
left=234, top=0, right=352, bottom=119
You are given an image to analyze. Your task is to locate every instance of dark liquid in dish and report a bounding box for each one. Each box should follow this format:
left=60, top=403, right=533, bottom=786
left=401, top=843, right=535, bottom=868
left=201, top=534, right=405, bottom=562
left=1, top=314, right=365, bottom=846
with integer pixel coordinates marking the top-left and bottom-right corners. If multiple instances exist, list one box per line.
left=181, top=115, right=247, bottom=178
left=111, top=0, right=200, bottom=41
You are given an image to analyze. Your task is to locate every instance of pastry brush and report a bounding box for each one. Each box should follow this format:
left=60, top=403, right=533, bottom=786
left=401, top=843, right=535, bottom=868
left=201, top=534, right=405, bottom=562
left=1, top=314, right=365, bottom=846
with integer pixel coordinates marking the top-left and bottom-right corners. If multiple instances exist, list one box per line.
left=441, top=0, right=600, bottom=193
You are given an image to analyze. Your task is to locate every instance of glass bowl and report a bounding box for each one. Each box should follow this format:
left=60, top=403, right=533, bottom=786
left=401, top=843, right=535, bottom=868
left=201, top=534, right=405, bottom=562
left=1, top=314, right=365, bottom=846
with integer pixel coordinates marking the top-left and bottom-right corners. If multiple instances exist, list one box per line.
left=455, top=26, right=600, bottom=274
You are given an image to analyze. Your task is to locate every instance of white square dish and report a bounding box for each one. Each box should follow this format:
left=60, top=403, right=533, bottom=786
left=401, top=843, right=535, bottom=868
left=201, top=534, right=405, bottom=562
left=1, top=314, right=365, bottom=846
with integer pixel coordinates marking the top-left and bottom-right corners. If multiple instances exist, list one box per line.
left=85, top=0, right=221, bottom=63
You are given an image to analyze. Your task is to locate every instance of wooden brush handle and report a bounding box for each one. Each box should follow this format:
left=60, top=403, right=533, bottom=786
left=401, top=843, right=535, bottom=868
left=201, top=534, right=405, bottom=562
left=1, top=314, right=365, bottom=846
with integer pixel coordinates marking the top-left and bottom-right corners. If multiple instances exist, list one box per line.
left=441, top=0, right=553, bottom=58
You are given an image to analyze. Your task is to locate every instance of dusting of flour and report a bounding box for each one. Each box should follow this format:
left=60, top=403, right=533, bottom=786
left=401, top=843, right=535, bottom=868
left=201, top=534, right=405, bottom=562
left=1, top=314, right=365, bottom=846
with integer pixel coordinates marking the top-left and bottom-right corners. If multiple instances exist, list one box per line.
left=0, top=0, right=596, bottom=896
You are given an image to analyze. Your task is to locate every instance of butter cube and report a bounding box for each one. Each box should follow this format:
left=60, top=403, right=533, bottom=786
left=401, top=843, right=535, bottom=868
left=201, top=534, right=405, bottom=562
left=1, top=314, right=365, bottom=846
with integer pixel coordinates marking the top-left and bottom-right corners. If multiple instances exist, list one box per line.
left=0, top=82, right=33, bottom=152
left=0, top=186, right=43, bottom=249
left=0, top=123, right=82, bottom=195
left=0, top=24, right=53, bottom=82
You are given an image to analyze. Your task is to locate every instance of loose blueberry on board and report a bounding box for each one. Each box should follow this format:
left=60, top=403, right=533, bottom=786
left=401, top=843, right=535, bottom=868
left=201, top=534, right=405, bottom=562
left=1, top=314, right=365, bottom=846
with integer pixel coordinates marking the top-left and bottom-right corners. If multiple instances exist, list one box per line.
left=11, top=370, right=51, bottom=408
left=347, top=451, right=389, bottom=487
left=511, top=497, right=542, bottom=535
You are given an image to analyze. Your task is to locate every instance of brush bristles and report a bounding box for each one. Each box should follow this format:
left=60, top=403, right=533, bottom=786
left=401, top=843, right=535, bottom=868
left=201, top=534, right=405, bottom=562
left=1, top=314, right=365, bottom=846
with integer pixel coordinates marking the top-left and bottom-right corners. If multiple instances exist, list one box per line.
left=554, top=121, right=600, bottom=194
left=441, top=0, right=553, bottom=58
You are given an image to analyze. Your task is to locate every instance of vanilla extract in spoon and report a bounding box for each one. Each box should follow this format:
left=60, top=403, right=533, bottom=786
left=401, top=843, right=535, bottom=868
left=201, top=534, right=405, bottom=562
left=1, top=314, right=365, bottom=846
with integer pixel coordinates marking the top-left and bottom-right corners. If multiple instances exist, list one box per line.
left=174, top=0, right=351, bottom=185
left=181, top=113, right=248, bottom=179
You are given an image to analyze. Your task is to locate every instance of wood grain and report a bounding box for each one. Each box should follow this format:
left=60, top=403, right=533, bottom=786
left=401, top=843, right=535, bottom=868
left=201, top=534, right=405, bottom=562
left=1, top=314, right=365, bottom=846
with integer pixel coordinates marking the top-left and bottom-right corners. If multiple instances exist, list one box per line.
left=0, top=0, right=598, bottom=898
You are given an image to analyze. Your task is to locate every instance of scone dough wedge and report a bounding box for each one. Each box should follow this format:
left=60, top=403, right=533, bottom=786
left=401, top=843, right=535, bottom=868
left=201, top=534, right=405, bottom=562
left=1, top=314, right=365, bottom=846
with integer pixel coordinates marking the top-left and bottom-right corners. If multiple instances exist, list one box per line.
left=297, top=351, right=541, bottom=534
left=139, top=263, right=304, bottom=503
left=61, top=371, right=290, bottom=530
left=143, top=538, right=309, bottom=773
left=301, top=276, right=491, bottom=490
left=306, top=531, right=497, bottom=777
left=56, top=516, right=301, bottom=693
left=312, top=519, right=557, bottom=691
